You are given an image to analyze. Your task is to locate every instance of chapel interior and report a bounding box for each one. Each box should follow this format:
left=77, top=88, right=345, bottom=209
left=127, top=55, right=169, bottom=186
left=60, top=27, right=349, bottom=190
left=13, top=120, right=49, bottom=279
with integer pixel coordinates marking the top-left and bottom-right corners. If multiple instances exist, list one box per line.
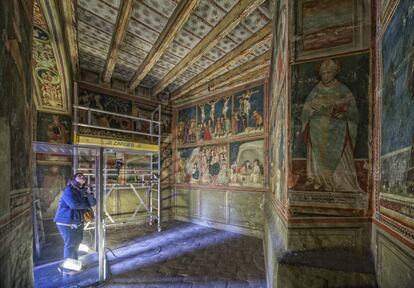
left=1, top=0, right=414, bottom=287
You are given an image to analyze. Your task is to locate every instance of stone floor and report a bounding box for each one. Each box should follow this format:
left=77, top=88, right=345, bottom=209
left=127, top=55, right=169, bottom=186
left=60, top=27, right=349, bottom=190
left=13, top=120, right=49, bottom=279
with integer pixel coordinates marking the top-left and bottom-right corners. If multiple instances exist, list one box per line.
left=102, top=221, right=267, bottom=288
left=34, top=221, right=266, bottom=288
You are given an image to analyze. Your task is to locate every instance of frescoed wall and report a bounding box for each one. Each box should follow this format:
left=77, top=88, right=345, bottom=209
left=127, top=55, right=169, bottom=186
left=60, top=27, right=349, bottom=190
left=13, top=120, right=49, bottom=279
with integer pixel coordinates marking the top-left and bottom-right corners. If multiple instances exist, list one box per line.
left=294, top=0, right=370, bottom=60
left=372, top=0, right=414, bottom=275
left=175, top=83, right=266, bottom=189
left=76, top=87, right=172, bottom=142
left=379, top=0, right=414, bottom=199
left=173, top=82, right=267, bottom=234
left=290, top=53, right=370, bottom=193
left=36, top=112, right=71, bottom=144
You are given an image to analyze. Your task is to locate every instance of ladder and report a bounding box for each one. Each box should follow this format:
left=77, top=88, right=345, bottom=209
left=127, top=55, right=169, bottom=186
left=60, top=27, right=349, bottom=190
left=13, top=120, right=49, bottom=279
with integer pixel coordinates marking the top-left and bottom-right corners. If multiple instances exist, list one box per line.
left=149, top=105, right=161, bottom=232
left=32, top=192, right=45, bottom=258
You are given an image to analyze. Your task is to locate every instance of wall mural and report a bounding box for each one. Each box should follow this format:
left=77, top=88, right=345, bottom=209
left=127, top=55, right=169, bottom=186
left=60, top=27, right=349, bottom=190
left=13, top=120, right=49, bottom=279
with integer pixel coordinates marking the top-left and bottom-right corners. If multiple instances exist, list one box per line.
left=175, top=84, right=266, bottom=189
left=37, top=112, right=71, bottom=144
left=229, top=140, right=264, bottom=187
left=177, top=85, right=265, bottom=145
left=290, top=54, right=369, bottom=193
left=33, top=0, right=69, bottom=114
left=175, top=140, right=265, bottom=187
left=294, top=0, right=370, bottom=60
left=380, top=0, right=414, bottom=197
left=177, top=106, right=197, bottom=144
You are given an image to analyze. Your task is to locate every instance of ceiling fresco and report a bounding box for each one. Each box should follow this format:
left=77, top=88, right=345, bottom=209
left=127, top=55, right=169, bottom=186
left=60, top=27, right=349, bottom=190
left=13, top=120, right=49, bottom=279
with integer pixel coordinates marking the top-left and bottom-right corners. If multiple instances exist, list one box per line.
left=74, top=0, right=272, bottom=100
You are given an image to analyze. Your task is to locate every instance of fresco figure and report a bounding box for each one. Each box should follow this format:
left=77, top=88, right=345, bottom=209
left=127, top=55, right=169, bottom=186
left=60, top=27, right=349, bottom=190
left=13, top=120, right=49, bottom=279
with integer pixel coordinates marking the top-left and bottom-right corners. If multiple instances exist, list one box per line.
left=222, top=96, right=230, bottom=117
left=47, top=115, right=68, bottom=144
left=301, top=58, right=361, bottom=192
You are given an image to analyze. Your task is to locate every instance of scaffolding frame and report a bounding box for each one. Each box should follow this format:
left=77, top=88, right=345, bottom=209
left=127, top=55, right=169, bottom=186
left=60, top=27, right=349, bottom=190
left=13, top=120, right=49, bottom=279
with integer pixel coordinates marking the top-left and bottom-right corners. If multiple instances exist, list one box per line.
left=72, top=82, right=162, bottom=232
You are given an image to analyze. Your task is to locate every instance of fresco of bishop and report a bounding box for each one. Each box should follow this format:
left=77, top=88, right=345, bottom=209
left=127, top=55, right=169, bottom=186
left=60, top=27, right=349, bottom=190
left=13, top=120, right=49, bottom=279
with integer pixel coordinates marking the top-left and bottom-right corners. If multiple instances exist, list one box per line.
left=300, top=58, right=362, bottom=193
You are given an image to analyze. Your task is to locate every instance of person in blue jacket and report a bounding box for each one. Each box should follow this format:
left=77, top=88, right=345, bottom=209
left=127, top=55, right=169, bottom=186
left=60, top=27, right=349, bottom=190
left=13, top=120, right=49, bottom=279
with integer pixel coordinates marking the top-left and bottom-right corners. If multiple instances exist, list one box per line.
left=54, top=172, right=96, bottom=275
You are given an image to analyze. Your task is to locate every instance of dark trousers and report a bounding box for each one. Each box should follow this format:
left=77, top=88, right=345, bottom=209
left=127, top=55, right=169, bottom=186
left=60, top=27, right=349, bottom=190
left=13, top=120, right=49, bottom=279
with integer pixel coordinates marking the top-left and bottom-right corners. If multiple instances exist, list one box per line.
left=57, top=224, right=84, bottom=260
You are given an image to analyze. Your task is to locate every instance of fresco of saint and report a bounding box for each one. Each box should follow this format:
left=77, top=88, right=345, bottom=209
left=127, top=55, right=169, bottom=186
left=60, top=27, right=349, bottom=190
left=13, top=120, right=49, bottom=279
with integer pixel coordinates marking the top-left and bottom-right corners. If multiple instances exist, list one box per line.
left=300, top=58, right=362, bottom=192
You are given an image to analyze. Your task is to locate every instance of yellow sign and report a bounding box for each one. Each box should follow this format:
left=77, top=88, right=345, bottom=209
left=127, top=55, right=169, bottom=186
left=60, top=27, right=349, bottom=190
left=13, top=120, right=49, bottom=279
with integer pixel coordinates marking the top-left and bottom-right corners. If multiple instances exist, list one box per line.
left=74, top=133, right=159, bottom=152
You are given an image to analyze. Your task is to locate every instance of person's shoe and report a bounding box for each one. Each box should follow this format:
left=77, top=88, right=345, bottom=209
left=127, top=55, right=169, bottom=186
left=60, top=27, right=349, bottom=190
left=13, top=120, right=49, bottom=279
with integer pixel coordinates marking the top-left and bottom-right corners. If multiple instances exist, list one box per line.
left=58, top=267, right=81, bottom=276
left=62, top=270, right=81, bottom=276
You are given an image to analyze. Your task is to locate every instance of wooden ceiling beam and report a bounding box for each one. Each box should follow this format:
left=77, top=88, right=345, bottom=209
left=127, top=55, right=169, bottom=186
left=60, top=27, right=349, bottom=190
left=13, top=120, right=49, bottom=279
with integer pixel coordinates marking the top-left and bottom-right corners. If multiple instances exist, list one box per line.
left=183, top=51, right=270, bottom=97
left=102, top=0, right=135, bottom=83
left=152, top=0, right=266, bottom=97
left=128, top=0, right=199, bottom=92
left=174, top=66, right=269, bottom=105
left=61, top=0, right=79, bottom=79
left=171, top=22, right=272, bottom=100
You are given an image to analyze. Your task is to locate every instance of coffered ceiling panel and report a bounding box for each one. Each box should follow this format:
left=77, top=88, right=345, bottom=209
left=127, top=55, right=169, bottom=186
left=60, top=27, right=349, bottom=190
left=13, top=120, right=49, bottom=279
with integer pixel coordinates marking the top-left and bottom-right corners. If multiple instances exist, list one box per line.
left=160, top=52, right=182, bottom=65
left=193, top=0, right=226, bottom=27
left=142, top=0, right=178, bottom=18
left=77, top=8, right=115, bottom=35
left=174, top=29, right=201, bottom=49
left=182, top=15, right=211, bottom=39
left=78, top=22, right=112, bottom=43
left=194, top=56, right=215, bottom=69
left=213, top=0, right=239, bottom=11
left=242, top=9, right=268, bottom=32
left=214, top=36, right=237, bottom=52
left=78, top=0, right=119, bottom=23
left=123, top=32, right=153, bottom=52
left=131, top=3, right=169, bottom=33
left=228, top=23, right=253, bottom=43
left=140, top=74, right=160, bottom=88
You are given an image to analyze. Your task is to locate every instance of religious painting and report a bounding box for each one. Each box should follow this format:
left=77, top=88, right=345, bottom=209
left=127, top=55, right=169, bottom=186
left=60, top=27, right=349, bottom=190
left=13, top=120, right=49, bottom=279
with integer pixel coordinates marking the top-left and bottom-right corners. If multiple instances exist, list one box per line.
left=36, top=164, right=72, bottom=219
left=380, top=0, right=414, bottom=197
left=176, top=144, right=228, bottom=186
left=177, top=106, right=197, bottom=144
left=294, top=0, right=370, bottom=60
left=291, top=54, right=369, bottom=192
left=197, top=96, right=232, bottom=141
left=37, top=112, right=71, bottom=144
left=78, top=89, right=134, bottom=140
left=233, top=85, right=264, bottom=135
left=229, top=140, right=264, bottom=187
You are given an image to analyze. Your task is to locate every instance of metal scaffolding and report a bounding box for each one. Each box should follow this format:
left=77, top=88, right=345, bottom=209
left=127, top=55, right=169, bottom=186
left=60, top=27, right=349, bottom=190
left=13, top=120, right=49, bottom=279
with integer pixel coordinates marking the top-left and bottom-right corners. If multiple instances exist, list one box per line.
left=72, top=85, right=162, bottom=232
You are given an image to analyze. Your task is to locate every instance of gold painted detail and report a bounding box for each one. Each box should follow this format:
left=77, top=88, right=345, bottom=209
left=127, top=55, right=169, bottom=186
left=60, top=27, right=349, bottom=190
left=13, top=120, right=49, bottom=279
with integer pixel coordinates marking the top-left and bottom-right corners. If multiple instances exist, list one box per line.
left=32, top=0, right=67, bottom=113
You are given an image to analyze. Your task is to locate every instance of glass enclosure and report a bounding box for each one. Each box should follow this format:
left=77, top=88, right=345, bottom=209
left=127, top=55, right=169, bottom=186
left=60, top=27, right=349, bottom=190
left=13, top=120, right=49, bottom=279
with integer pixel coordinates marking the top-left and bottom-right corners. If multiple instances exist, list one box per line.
left=32, top=141, right=161, bottom=287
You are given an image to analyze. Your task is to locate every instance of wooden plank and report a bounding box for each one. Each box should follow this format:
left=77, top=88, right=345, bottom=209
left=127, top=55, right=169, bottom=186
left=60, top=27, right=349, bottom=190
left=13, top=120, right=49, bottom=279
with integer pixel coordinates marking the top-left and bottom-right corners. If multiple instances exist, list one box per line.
left=128, top=0, right=199, bottom=92
left=102, top=0, right=135, bottom=83
left=152, top=0, right=266, bottom=96
left=173, top=67, right=269, bottom=105
left=183, top=51, right=270, bottom=98
left=61, top=0, right=79, bottom=79
left=171, top=23, right=272, bottom=100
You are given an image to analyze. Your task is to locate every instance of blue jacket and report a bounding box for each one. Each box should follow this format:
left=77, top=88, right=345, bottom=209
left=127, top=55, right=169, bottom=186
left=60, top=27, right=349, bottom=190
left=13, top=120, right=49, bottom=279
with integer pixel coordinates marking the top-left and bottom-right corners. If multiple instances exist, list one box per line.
left=54, top=182, right=97, bottom=225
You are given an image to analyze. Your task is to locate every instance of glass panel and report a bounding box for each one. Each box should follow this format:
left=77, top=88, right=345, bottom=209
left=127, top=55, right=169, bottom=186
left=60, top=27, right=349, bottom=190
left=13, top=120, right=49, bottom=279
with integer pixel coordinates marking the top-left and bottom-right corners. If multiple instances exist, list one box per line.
left=32, top=142, right=103, bottom=288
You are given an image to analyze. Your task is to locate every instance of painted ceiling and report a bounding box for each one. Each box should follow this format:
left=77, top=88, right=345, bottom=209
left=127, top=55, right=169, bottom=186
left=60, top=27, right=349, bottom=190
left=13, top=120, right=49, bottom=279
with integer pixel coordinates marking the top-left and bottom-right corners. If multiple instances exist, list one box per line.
left=75, top=0, right=272, bottom=101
